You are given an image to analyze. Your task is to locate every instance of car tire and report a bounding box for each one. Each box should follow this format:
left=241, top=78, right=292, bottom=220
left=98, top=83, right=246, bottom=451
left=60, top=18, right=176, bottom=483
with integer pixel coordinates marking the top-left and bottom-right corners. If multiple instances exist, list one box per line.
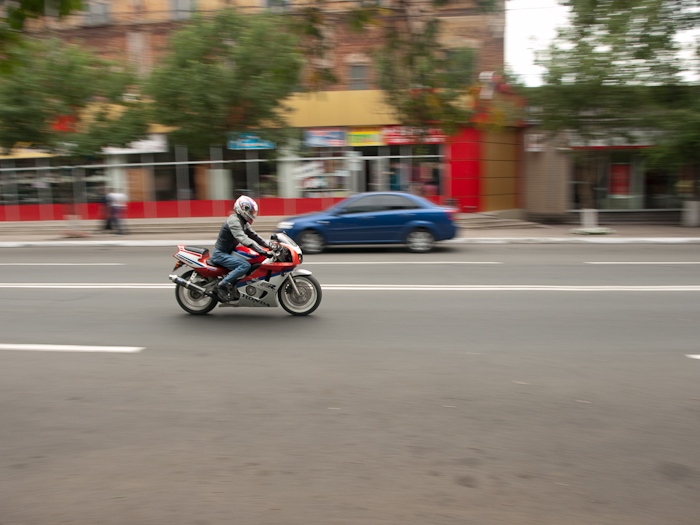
left=298, top=229, right=325, bottom=254
left=405, top=228, right=435, bottom=253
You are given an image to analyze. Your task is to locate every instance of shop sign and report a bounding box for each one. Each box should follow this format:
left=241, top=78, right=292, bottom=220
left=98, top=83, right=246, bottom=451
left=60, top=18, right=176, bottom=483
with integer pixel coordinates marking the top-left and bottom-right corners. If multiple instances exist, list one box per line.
left=304, top=128, right=345, bottom=148
left=0, top=143, right=54, bottom=159
left=347, top=127, right=385, bottom=146
left=228, top=133, right=275, bottom=150
left=382, top=126, right=447, bottom=145
left=609, top=164, right=631, bottom=195
left=102, top=134, right=168, bottom=155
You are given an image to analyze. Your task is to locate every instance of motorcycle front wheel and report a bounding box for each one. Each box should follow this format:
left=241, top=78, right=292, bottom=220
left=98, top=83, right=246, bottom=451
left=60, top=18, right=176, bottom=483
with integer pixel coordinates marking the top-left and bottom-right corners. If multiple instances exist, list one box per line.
left=279, top=275, right=322, bottom=316
left=175, top=270, right=218, bottom=315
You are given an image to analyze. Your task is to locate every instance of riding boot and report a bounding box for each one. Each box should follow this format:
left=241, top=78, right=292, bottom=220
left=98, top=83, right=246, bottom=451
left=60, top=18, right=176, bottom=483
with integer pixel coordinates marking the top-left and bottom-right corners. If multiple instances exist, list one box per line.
left=216, top=281, right=232, bottom=302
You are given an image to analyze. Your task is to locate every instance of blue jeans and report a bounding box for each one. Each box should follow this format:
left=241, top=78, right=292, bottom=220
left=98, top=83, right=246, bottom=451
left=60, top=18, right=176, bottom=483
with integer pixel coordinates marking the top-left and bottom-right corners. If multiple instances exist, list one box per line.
left=212, top=249, right=251, bottom=286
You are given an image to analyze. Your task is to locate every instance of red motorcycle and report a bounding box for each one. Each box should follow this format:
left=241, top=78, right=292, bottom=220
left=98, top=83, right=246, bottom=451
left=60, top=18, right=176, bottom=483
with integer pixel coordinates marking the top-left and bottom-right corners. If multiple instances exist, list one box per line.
left=169, top=233, right=322, bottom=316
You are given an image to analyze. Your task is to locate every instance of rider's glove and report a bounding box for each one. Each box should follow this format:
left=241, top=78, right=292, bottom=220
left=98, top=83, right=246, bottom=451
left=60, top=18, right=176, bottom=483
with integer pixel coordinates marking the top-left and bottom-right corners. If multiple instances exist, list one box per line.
left=254, top=246, right=269, bottom=257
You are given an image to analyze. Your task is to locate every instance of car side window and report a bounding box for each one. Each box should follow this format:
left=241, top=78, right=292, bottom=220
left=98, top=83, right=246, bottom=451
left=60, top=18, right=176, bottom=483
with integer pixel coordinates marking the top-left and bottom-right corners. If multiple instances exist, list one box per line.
left=376, top=195, right=420, bottom=211
left=342, top=195, right=386, bottom=214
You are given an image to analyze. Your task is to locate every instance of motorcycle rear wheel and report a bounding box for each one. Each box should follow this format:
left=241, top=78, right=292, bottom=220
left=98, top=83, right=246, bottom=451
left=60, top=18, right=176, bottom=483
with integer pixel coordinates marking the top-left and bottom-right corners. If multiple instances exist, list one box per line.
left=175, top=270, right=218, bottom=315
left=279, top=275, right=322, bottom=316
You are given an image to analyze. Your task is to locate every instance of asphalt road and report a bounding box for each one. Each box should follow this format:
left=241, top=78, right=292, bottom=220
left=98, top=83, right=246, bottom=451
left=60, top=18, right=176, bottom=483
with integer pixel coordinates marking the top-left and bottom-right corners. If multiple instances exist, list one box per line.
left=1, top=244, right=700, bottom=525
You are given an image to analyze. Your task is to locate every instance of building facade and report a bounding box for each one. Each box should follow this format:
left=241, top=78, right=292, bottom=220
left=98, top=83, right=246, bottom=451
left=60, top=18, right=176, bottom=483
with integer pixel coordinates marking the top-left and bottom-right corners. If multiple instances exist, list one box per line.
left=0, top=0, right=521, bottom=221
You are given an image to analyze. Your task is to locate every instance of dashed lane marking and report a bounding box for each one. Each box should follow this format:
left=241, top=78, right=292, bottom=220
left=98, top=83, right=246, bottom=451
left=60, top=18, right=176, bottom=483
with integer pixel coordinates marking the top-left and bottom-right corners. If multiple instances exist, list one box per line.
left=0, top=263, right=125, bottom=266
left=0, top=344, right=144, bottom=353
left=302, top=261, right=502, bottom=265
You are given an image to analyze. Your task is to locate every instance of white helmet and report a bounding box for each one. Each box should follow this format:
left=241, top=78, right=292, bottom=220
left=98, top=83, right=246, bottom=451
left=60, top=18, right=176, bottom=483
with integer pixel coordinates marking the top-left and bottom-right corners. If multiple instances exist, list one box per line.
left=234, top=195, right=259, bottom=224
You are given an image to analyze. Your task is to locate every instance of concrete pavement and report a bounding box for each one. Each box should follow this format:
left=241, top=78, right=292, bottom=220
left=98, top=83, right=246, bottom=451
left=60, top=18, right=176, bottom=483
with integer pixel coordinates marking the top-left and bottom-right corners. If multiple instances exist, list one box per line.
left=1, top=215, right=700, bottom=246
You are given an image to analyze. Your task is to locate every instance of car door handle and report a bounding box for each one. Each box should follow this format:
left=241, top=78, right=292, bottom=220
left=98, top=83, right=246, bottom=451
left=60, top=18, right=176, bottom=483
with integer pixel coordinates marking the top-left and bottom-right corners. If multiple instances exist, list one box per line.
left=400, top=213, right=416, bottom=217
left=362, top=216, right=374, bottom=220
left=317, top=221, right=329, bottom=224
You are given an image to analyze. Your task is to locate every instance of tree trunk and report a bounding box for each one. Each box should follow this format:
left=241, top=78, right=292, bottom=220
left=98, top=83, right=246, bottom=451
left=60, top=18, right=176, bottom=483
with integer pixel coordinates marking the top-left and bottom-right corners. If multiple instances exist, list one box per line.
left=579, top=151, right=599, bottom=228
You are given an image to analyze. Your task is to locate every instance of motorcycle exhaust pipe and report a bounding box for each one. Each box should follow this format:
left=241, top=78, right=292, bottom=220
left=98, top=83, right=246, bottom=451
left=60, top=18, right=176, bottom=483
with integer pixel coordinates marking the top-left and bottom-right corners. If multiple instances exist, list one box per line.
left=169, top=274, right=216, bottom=298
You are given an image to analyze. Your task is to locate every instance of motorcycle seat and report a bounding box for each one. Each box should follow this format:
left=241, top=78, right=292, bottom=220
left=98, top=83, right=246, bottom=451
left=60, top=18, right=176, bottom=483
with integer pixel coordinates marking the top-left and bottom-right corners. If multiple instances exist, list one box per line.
left=185, top=246, right=210, bottom=257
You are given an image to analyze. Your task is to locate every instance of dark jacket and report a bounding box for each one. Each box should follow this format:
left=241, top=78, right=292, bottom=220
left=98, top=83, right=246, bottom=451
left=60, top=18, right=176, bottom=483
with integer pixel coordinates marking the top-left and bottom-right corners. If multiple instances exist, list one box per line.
left=214, top=213, right=269, bottom=254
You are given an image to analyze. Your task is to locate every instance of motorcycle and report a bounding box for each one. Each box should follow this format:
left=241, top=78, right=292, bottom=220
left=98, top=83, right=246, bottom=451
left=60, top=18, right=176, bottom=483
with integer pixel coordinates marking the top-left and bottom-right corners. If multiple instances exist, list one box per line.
left=169, top=233, right=322, bottom=316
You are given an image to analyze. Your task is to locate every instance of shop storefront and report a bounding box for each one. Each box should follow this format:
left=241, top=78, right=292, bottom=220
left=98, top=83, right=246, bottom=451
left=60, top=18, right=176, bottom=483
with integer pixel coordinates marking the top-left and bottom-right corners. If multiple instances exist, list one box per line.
left=1, top=124, right=522, bottom=221
left=569, top=146, right=689, bottom=211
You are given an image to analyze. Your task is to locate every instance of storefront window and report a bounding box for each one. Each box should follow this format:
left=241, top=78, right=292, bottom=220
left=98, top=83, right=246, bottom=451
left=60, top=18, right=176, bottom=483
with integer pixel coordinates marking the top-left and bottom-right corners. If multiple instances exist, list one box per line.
left=258, top=156, right=279, bottom=198
left=296, top=147, right=351, bottom=198
left=409, top=145, right=442, bottom=198
left=571, top=150, right=684, bottom=210
left=84, top=163, right=107, bottom=204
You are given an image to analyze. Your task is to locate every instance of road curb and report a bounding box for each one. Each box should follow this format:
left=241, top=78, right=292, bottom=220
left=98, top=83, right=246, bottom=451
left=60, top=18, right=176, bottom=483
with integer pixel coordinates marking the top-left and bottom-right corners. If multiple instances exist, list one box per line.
left=3, top=237, right=700, bottom=248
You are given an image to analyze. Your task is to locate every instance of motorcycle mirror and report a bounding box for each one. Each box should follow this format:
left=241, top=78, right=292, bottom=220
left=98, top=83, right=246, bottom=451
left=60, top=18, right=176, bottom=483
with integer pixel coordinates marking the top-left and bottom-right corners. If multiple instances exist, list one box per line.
left=270, top=234, right=279, bottom=241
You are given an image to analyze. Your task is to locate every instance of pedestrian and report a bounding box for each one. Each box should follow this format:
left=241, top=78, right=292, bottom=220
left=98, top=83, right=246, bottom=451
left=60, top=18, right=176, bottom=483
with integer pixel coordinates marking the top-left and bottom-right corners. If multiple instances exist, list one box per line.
left=106, top=188, right=129, bottom=234
left=97, top=188, right=112, bottom=233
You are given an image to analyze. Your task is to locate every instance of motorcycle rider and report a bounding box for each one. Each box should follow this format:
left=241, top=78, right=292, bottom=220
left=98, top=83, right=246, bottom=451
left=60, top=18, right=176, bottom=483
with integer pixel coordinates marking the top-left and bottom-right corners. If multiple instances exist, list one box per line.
left=212, top=195, right=270, bottom=302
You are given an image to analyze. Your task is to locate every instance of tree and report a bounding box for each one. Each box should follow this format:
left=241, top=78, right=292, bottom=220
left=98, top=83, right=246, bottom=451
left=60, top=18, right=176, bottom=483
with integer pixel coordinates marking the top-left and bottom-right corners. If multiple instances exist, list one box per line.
left=144, top=9, right=303, bottom=159
left=533, top=0, right=700, bottom=218
left=644, top=86, right=700, bottom=201
left=0, top=0, right=83, bottom=71
left=0, top=36, right=148, bottom=157
left=293, top=0, right=500, bottom=139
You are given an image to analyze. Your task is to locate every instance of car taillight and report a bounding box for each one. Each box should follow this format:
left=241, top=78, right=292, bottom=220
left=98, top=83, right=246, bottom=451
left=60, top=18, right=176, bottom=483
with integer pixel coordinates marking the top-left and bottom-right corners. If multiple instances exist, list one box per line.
left=446, top=208, right=457, bottom=221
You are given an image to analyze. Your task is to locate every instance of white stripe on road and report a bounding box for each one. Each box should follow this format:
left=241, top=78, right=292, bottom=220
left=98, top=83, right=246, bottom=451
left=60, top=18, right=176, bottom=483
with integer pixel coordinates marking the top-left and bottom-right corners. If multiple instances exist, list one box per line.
left=2, top=283, right=700, bottom=292
left=587, top=262, right=700, bottom=265
left=0, top=263, right=125, bottom=266
left=0, top=344, right=143, bottom=353
left=321, top=285, right=700, bottom=291
left=0, top=283, right=169, bottom=288
left=302, top=261, right=502, bottom=265
left=686, top=355, right=700, bottom=360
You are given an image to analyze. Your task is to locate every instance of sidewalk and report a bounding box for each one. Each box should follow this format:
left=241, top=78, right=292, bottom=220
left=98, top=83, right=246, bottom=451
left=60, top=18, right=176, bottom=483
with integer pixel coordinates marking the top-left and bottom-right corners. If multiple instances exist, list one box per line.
left=1, top=216, right=700, bottom=246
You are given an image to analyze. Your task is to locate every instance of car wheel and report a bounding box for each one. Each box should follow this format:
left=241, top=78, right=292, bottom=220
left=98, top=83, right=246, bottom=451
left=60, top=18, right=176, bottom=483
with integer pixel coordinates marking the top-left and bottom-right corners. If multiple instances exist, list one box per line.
left=405, top=228, right=435, bottom=253
left=298, top=230, right=325, bottom=254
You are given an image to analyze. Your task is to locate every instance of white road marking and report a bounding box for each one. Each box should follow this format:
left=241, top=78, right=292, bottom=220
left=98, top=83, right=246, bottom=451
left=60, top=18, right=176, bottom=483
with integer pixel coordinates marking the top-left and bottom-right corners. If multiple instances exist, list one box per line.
left=686, top=355, right=700, bottom=360
left=322, top=285, right=700, bottom=291
left=2, top=283, right=700, bottom=291
left=0, top=263, right=125, bottom=266
left=0, top=283, right=169, bottom=288
left=302, top=261, right=502, bottom=265
left=0, top=344, right=143, bottom=353
left=587, top=262, right=700, bottom=265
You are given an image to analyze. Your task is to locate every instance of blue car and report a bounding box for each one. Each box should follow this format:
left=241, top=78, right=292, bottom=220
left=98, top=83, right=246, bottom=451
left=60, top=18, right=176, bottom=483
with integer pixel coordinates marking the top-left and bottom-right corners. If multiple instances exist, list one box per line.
left=276, top=192, right=458, bottom=253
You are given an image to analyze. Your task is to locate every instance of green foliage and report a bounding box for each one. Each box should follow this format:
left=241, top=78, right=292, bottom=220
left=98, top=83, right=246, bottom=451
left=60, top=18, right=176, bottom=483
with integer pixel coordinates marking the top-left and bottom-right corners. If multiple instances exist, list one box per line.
left=0, top=0, right=83, bottom=71
left=144, top=9, right=303, bottom=158
left=0, top=37, right=148, bottom=156
left=292, top=0, right=502, bottom=138
left=375, top=17, right=474, bottom=136
left=535, top=0, right=700, bottom=203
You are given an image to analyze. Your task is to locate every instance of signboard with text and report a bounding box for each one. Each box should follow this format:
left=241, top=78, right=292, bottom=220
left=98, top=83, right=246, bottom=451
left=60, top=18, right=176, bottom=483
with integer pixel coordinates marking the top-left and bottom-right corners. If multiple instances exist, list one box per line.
left=347, top=127, right=385, bottom=146
left=304, top=128, right=345, bottom=148
left=382, top=126, right=447, bottom=145
left=227, top=133, right=275, bottom=150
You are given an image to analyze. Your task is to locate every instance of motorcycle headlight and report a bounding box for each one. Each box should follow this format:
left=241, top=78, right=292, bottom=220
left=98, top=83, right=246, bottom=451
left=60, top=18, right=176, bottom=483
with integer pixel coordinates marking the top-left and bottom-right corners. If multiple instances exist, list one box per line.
left=277, top=221, right=295, bottom=230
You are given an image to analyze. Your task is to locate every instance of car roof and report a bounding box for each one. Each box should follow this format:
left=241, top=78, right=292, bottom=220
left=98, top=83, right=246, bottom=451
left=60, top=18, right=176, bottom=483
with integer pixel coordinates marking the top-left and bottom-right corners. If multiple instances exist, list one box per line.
left=345, top=192, right=433, bottom=204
